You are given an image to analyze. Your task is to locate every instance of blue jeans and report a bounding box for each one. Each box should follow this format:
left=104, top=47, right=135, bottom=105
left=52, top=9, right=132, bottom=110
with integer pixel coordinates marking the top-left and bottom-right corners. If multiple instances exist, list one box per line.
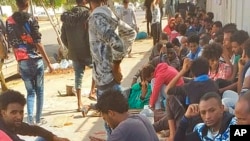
left=222, top=90, right=239, bottom=114
left=35, top=137, right=46, bottom=141
left=19, top=58, right=44, bottom=124
left=151, top=78, right=167, bottom=110
left=73, top=61, right=85, bottom=89
left=96, top=83, right=121, bottom=135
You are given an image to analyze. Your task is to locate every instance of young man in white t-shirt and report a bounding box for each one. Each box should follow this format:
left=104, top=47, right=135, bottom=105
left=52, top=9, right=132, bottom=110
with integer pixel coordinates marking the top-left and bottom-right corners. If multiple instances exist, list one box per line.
left=118, top=0, right=137, bottom=57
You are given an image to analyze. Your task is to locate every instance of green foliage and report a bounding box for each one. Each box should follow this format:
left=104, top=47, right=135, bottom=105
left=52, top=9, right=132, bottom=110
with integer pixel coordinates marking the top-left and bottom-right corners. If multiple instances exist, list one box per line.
left=0, top=0, right=18, bottom=11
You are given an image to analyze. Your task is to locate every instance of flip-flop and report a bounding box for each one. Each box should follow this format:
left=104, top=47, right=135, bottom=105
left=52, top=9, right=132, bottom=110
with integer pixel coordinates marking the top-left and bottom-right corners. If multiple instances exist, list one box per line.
left=81, top=106, right=91, bottom=117
left=89, top=111, right=101, bottom=117
left=88, top=96, right=97, bottom=101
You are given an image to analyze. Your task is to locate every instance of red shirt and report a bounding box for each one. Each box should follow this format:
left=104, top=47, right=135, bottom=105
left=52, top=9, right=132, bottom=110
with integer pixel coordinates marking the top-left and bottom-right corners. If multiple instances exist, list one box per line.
left=149, top=63, right=184, bottom=107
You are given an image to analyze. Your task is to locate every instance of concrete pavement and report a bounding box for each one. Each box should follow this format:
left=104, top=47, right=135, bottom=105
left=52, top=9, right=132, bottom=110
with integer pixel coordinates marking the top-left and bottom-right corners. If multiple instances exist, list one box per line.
left=6, top=17, right=169, bottom=141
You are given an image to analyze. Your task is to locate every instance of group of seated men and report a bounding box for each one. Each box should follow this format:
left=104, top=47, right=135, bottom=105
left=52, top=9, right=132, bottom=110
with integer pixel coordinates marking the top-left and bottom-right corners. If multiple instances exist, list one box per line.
left=125, top=10, right=250, bottom=141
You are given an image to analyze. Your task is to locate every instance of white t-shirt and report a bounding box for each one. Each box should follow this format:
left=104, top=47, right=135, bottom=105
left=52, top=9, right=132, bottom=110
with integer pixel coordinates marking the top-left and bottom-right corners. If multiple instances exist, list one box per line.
left=151, top=4, right=161, bottom=24
left=119, top=7, right=136, bottom=27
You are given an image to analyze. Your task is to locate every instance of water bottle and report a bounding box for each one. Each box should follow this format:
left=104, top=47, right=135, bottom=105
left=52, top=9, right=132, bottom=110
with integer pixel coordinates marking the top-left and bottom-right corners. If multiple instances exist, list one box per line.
left=139, top=105, right=154, bottom=124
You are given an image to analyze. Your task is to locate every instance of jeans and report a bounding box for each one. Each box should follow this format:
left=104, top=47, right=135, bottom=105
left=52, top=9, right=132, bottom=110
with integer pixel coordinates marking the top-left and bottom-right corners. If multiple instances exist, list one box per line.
left=151, top=78, right=167, bottom=110
left=222, top=90, right=239, bottom=114
left=19, top=58, right=44, bottom=124
left=72, top=61, right=85, bottom=89
left=151, top=22, right=161, bottom=45
left=35, top=137, right=46, bottom=141
left=96, top=82, right=121, bottom=135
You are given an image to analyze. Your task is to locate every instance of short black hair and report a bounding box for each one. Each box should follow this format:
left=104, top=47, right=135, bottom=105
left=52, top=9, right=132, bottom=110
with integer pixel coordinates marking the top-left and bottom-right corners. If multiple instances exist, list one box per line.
left=190, top=57, right=209, bottom=77
left=96, top=89, right=128, bottom=114
left=166, top=42, right=174, bottom=48
left=76, top=0, right=82, bottom=4
left=188, top=34, right=199, bottom=44
left=239, top=90, right=250, bottom=113
left=202, top=43, right=222, bottom=60
left=200, top=91, right=221, bottom=105
left=231, top=30, right=249, bottom=45
left=178, top=24, right=187, bottom=35
left=155, top=42, right=164, bottom=52
left=206, top=12, right=214, bottom=20
left=214, top=30, right=224, bottom=44
left=16, top=0, right=29, bottom=8
left=244, top=38, right=250, bottom=58
left=0, top=90, right=26, bottom=113
left=213, top=21, right=222, bottom=28
left=200, top=33, right=211, bottom=45
left=123, top=0, right=129, bottom=3
left=172, top=38, right=180, bottom=47
left=141, top=64, right=155, bottom=80
left=223, top=23, right=237, bottom=34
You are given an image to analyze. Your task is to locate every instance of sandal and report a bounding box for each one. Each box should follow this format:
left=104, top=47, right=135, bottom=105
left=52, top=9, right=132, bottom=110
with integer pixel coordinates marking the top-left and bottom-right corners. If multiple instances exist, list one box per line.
left=89, top=111, right=101, bottom=117
left=81, top=106, right=91, bottom=117
left=88, top=95, right=97, bottom=101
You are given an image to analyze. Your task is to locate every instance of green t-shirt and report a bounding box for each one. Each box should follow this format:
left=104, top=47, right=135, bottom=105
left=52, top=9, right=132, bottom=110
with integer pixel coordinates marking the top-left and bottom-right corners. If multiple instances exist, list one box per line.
left=128, top=82, right=152, bottom=109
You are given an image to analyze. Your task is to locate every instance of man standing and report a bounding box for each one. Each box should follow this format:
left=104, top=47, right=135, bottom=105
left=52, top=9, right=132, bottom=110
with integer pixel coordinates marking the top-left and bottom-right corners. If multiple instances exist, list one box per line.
left=88, top=0, right=135, bottom=97
left=0, top=89, right=69, bottom=141
left=6, top=0, right=54, bottom=125
left=88, top=0, right=136, bottom=134
left=118, top=0, right=137, bottom=57
left=61, top=0, right=92, bottom=112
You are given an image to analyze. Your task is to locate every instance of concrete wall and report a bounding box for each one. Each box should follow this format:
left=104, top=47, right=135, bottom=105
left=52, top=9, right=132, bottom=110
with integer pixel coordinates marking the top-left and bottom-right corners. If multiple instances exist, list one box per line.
left=206, top=0, right=250, bottom=33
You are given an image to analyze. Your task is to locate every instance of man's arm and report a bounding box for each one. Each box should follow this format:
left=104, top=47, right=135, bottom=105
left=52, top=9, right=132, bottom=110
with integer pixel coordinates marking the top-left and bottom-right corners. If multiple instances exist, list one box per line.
left=174, top=104, right=200, bottom=141
left=60, top=24, right=68, bottom=48
left=35, top=43, right=54, bottom=73
left=89, top=13, right=124, bottom=60
left=131, top=69, right=142, bottom=86
left=16, top=122, right=69, bottom=141
left=149, top=77, right=164, bottom=108
left=219, top=82, right=237, bottom=94
left=165, top=58, right=191, bottom=94
left=30, top=17, right=54, bottom=73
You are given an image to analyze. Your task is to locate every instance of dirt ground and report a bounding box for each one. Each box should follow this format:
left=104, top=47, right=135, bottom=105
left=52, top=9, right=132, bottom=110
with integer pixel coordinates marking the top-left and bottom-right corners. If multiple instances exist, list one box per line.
left=4, top=17, right=168, bottom=141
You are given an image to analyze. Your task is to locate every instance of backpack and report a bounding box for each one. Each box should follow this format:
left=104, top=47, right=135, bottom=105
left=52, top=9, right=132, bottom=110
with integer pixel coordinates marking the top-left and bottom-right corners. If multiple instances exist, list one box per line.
left=0, top=19, right=8, bottom=59
left=6, top=16, right=35, bottom=61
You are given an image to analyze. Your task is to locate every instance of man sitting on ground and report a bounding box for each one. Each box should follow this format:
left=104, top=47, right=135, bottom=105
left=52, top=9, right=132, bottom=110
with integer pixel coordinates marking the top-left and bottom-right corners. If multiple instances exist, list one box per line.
left=165, top=57, right=219, bottom=141
left=235, top=90, right=250, bottom=125
left=0, top=89, right=69, bottom=141
left=94, top=89, right=159, bottom=141
left=174, top=92, right=236, bottom=141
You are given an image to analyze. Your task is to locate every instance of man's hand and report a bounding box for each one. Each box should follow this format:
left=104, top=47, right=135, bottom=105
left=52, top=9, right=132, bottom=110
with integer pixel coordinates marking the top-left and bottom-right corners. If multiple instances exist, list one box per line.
left=89, top=136, right=106, bottom=141
left=112, top=62, right=123, bottom=84
left=47, top=63, right=54, bottom=73
left=181, top=58, right=192, bottom=73
left=140, top=80, right=148, bottom=98
left=184, top=104, right=199, bottom=118
left=221, top=47, right=231, bottom=65
left=166, top=136, right=174, bottom=141
left=238, top=58, right=246, bottom=72
left=53, top=135, right=70, bottom=141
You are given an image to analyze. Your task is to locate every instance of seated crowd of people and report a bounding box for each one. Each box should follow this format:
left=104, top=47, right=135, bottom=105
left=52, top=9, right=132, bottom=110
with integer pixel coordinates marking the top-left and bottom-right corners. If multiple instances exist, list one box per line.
left=126, top=9, right=250, bottom=141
